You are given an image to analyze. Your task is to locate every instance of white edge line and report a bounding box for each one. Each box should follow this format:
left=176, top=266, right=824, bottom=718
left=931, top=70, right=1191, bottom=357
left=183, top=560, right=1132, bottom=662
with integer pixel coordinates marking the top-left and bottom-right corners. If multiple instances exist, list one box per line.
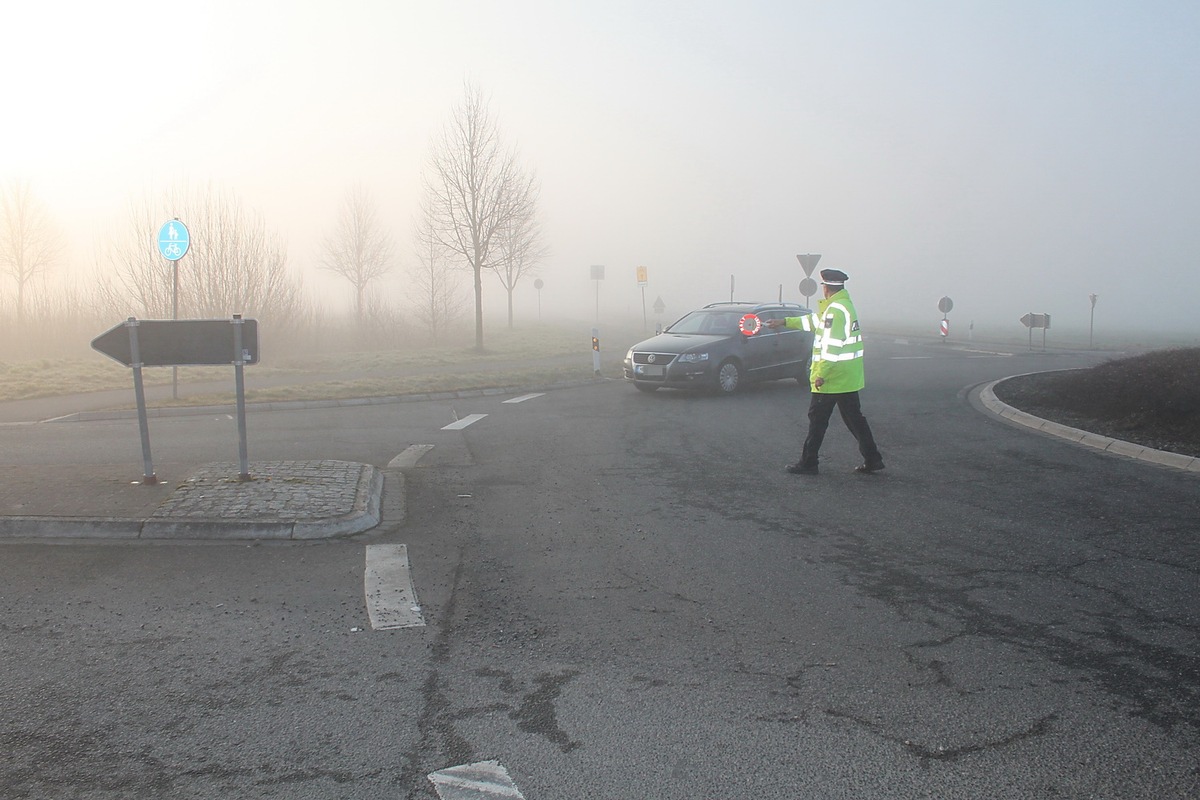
left=502, top=393, right=545, bottom=404
left=441, top=413, right=488, bottom=431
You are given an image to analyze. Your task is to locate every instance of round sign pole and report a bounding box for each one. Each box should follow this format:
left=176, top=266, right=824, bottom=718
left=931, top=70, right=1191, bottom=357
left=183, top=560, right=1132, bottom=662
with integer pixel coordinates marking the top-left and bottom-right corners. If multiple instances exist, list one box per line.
left=158, top=219, right=191, bottom=398
left=937, top=296, right=954, bottom=342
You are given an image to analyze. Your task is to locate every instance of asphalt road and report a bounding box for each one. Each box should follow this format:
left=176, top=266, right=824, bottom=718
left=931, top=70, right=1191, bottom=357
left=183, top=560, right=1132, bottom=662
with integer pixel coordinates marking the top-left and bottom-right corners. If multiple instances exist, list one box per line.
left=1, top=337, right=1197, bottom=799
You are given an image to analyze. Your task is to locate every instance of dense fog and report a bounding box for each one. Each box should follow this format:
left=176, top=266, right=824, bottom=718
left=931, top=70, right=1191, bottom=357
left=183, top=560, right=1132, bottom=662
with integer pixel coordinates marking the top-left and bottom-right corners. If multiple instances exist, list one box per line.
left=2, top=2, right=1198, bottom=352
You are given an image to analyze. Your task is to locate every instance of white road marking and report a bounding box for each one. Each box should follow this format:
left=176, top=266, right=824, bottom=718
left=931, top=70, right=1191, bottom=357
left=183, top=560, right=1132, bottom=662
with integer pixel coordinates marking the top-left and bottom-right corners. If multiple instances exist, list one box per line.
left=891, top=356, right=933, bottom=360
left=364, top=544, right=425, bottom=630
left=442, top=413, right=487, bottom=431
left=962, top=349, right=1013, bottom=357
left=388, top=444, right=435, bottom=468
left=502, top=393, right=544, bottom=404
left=428, top=761, right=526, bottom=799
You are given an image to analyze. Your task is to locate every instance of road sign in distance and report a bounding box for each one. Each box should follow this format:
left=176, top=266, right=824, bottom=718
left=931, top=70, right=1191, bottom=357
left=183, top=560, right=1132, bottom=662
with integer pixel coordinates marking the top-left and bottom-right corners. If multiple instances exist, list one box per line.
left=157, top=219, right=190, bottom=261
left=796, top=254, right=821, bottom=276
left=1019, top=313, right=1051, bottom=329
left=636, top=265, right=648, bottom=285
left=92, top=319, right=259, bottom=367
left=534, top=278, right=544, bottom=290
left=799, top=277, right=818, bottom=297
left=590, top=264, right=605, bottom=280
left=938, top=296, right=954, bottom=314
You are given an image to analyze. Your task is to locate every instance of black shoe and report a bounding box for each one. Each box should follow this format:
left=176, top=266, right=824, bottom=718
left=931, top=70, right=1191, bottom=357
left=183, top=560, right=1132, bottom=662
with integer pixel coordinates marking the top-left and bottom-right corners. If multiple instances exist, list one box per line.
left=854, top=461, right=885, bottom=474
left=786, top=463, right=818, bottom=475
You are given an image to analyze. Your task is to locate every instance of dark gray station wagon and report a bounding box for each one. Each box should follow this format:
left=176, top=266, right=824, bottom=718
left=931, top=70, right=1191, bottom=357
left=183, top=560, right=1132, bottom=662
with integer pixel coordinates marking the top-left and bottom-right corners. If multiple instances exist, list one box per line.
left=623, top=301, right=815, bottom=393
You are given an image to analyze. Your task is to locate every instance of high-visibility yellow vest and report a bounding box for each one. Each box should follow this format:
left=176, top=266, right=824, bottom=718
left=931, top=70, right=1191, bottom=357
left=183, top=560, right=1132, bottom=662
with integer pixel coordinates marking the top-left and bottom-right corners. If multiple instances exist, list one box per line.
left=784, top=289, right=866, bottom=393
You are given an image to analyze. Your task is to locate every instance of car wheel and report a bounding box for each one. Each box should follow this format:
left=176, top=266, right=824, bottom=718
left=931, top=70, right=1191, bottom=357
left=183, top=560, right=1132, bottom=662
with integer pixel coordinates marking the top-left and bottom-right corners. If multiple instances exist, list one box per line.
left=634, top=383, right=659, bottom=393
left=714, top=359, right=743, bottom=394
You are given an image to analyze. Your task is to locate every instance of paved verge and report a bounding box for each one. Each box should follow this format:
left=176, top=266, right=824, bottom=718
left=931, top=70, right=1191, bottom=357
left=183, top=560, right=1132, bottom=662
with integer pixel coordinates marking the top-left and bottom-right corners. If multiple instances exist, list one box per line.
left=0, top=460, right=385, bottom=541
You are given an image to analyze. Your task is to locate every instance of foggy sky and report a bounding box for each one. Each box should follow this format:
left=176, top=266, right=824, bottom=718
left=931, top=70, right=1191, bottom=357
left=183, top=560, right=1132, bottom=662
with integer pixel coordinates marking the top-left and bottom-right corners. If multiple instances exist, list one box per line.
left=3, top=1, right=1198, bottom=339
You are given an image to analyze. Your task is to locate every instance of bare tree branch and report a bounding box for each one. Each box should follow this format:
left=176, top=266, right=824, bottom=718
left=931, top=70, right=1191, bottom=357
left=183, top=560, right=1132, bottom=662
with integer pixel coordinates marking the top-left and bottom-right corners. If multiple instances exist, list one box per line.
left=94, top=183, right=306, bottom=326
left=0, top=179, right=64, bottom=325
left=492, top=183, right=547, bottom=329
left=411, top=196, right=465, bottom=345
left=421, top=81, right=541, bottom=350
left=320, top=185, right=393, bottom=328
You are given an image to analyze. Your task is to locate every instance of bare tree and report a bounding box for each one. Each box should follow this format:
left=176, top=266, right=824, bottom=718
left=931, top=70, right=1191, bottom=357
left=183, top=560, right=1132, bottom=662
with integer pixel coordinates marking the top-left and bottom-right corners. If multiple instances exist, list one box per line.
left=94, top=183, right=306, bottom=325
left=0, top=179, right=63, bottom=325
left=411, top=198, right=464, bottom=345
left=422, top=81, right=540, bottom=350
left=320, top=185, right=393, bottom=329
left=492, top=200, right=547, bottom=329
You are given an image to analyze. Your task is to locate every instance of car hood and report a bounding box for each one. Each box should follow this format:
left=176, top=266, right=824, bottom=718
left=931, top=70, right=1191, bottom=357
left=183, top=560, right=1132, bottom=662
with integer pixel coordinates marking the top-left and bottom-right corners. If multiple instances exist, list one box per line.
left=629, top=332, right=730, bottom=354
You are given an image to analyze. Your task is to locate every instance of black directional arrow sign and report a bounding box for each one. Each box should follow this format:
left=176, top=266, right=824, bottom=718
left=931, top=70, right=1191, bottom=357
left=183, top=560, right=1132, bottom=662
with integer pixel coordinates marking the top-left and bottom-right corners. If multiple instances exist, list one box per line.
left=92, top=319, right=259, bottom=367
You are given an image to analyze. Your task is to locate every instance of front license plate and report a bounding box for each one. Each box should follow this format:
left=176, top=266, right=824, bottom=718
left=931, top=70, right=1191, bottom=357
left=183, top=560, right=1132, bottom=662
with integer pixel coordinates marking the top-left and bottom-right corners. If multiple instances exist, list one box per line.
left=637, top=365, right=665, bottom=377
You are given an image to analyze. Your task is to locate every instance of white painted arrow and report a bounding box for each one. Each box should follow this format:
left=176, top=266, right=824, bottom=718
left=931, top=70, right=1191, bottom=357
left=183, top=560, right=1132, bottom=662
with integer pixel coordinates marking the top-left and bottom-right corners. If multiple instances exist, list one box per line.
left=428, top=760, right=525, bottom=799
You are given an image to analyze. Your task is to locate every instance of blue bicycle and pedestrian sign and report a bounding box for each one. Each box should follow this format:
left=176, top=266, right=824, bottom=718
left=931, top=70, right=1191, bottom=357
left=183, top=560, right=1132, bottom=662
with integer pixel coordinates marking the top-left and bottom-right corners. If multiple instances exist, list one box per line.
left=157, top=219, right=190, bottom=261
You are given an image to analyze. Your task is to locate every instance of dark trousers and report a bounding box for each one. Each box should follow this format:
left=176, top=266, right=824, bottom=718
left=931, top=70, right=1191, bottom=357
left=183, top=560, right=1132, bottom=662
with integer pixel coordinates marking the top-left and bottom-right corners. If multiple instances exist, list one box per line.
left=800, top=391, right=882, bottom=467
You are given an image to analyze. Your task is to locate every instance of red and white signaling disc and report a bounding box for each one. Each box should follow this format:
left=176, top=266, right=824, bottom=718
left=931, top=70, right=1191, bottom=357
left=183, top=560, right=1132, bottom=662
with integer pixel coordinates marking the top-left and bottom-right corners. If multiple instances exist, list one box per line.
left=738, top=313, right=761, bottom=336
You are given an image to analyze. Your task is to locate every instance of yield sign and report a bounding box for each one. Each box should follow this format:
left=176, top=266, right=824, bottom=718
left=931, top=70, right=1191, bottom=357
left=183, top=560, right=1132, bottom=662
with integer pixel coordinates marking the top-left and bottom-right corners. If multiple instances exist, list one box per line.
left=796, top=253, right=821, bottom=276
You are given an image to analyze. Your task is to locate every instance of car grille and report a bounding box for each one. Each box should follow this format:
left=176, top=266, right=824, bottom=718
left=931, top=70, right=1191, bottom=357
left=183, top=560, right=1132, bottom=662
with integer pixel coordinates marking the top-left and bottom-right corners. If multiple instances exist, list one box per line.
left=632, top=352, right=677, bottom=365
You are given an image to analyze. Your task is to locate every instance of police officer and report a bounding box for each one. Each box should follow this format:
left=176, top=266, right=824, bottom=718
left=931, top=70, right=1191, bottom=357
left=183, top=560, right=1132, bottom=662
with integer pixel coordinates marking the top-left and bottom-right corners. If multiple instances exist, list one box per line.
left=766, top=268, right=885, bottom=474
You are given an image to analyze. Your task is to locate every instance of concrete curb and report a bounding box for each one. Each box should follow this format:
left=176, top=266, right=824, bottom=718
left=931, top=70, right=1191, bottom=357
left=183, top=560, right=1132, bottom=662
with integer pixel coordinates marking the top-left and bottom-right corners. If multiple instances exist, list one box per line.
left=0, top=464, right=387, bottom=541
left=978, top=377, right=1200, bottom=474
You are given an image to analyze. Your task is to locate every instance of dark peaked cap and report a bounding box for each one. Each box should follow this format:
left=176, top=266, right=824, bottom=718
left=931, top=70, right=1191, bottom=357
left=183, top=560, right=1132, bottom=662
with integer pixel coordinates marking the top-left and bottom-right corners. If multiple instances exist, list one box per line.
left=820, top=269, right=849, bottom=286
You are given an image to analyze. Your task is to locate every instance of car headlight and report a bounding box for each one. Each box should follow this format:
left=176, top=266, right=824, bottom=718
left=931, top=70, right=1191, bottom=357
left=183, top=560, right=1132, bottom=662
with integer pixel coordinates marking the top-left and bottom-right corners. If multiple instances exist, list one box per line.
left=677, top=352, right=709, bottom=363
left=625, top=349, right=634, bottom=361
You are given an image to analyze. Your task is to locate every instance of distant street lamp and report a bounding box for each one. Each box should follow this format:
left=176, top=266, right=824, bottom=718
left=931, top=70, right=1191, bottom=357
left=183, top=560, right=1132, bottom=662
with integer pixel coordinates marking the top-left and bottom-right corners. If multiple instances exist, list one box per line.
left=1089, top=293, right=1098, bottom=349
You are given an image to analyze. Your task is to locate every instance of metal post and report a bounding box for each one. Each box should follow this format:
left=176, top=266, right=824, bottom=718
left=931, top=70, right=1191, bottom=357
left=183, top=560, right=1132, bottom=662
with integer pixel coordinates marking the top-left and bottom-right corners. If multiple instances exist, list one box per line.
left=126, top=318, right=157, bottom=485
left=641, top=285, right=647, bottom=332
left=172, top=261, right=179, bottom=399
left=232, top=315, right=251, bottom=481
left=1089, top=293, right=1098, bottom=349
left=591, top=327, right=601, bottom=376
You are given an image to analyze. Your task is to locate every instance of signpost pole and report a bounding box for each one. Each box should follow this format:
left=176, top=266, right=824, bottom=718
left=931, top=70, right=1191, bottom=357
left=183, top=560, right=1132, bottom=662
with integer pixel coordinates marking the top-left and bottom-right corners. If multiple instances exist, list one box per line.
left=172, top=262, right=178, bottom=399
left=1089, top=293, right=1098, bottom=349
left=158, top=219, right=191, bottom=400
left=126, top=318, right=157, bottom=485
left=636, top=265, right=649, bottom=332
left=590, top=265, right=604, bottom=325
left=591, top=327, right=601, bottom=377
left=232, top=315, right=251, bottom=481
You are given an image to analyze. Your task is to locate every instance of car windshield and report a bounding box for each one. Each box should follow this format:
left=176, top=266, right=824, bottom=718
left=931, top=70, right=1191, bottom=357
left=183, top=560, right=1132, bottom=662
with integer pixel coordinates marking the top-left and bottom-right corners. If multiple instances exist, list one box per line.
left=666, top=310, right=744, bottom=335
